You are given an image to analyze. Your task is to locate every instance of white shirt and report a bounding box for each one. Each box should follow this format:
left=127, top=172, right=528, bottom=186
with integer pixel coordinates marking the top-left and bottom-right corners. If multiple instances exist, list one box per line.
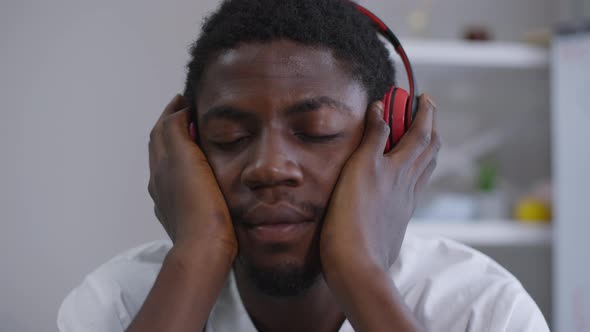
left=57, top=233, right=549, bottom=332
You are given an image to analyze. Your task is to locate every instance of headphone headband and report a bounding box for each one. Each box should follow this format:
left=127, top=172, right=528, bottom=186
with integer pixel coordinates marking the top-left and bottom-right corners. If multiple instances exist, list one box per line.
left=350, top=2, right=418, bottom=121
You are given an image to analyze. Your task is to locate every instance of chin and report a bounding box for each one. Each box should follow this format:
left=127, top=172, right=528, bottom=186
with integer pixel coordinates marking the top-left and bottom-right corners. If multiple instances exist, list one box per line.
left=234, top=223, right=322, bottom=297
left=235, top=254, right=322, bottom=297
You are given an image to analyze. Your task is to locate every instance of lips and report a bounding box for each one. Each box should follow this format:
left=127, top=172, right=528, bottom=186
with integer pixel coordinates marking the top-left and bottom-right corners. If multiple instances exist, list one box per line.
left=238, top=203, right=316, bottom=243
left=241, top=202, right=313, bottom=226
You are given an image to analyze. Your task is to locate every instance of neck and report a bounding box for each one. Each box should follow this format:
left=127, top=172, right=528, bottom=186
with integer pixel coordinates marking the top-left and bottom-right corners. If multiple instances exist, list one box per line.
left=234, top=265, right=345, bottom=332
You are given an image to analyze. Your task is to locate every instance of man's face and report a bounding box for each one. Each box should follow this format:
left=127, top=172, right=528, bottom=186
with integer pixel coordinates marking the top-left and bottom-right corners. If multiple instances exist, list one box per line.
left=196, top=39, right=369, bottom=295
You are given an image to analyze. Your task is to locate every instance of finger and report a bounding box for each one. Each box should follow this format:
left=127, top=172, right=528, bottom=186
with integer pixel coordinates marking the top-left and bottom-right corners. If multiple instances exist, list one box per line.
left=162, top=108, right=193, bottom=149
left=149, top=94, right=186, bottom=170
left=357, top=101, right=390, bottom=157
left=389, top=94, right=436, bottom=162
left=413, top=108, right=441, bottom=177
left=150, top=94, right=188, bottom=137
left=158, top=94, right=188, bottom=124
left=149, top=124, right=167, bottom=174
left=414, top=157, right=437, bottom=196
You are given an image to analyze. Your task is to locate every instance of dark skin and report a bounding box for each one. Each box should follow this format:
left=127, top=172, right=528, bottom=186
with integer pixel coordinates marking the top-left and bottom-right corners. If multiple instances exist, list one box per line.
left=130, top=39, right=439, bottom=332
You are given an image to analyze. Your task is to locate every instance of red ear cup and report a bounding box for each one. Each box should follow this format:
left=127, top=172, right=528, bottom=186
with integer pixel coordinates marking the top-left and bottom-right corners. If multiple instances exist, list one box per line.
left=381, top=87, right=394, bottom=152
left=381, top=87, right=409, bottom=153
left=391, top=88, right=409, bottom=146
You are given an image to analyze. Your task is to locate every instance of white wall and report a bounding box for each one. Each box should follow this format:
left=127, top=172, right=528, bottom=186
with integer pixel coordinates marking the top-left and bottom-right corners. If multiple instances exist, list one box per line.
left=0, top=1, right=220, bottom=331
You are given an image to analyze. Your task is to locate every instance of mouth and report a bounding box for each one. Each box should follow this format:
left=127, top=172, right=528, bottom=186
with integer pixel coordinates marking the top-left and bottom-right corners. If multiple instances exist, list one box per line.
left=241, top=222, right=315, bottom=243
left=238, top=203, right=317, bottom=243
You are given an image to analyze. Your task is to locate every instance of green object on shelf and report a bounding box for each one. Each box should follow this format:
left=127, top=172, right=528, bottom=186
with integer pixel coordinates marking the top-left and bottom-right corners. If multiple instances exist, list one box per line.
left=478, top=162, right=497, bottom=192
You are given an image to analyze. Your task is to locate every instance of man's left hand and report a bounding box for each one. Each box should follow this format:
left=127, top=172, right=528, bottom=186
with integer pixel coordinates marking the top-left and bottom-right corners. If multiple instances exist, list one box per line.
left=320, top=93, right=440, bottom=278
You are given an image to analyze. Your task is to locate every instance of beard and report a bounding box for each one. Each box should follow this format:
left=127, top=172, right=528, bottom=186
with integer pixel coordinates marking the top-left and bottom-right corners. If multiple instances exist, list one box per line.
left=229, top=195, right=326, bottom=297
left=234, top=252, right=322, bottom=297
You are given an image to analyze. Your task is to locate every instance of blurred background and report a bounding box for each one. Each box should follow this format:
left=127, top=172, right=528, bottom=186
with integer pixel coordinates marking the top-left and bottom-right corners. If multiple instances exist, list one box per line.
left=1, top=0, right=589, bottom=331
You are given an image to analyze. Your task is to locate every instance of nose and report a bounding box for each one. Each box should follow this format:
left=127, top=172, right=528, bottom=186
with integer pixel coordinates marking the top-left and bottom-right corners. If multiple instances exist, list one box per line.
left=241, top=133, right=303, bottom=190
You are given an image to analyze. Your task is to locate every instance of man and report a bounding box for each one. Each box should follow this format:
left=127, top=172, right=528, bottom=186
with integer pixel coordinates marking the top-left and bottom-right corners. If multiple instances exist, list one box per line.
left=58, top=0, right=549, bottom=331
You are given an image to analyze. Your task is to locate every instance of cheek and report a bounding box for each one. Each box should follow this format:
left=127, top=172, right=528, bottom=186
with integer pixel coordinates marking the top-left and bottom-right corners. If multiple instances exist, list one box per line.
left=308, top=159, right=343, bottom=198
left=304, top=129, right=364, bottom=195
left=203, top=152, right=238, bottom=196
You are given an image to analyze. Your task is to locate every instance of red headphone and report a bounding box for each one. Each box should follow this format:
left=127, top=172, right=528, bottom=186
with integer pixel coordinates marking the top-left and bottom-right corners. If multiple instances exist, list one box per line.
left=352, top=3, right=419, bottom=152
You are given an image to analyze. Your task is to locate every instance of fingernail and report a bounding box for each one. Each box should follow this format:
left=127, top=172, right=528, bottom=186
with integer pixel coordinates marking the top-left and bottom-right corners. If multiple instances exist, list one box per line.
left=375, top=101, right=384, bottom=115
left=425, top=95, right=436, bottom=110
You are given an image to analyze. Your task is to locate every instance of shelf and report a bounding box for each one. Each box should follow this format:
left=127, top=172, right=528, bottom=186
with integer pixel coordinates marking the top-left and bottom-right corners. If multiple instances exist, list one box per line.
left=401, top=39, right=549, bottom=69
left=407, top=220, right=552, bottom=246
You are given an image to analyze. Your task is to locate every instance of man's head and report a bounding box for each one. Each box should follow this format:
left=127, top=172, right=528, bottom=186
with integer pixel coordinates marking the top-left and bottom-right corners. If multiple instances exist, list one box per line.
left=183, top=0, right=395, bottom=297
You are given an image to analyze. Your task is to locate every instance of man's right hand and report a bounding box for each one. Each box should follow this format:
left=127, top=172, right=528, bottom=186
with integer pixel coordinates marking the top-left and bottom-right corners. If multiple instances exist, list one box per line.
left=147, top=94, right=237, bottom=258
left=126, top=95, right=237, bottom=332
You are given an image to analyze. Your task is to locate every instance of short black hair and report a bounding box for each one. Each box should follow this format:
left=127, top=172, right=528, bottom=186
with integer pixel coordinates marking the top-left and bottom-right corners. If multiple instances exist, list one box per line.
left=183, top=0, right=396, bottom=116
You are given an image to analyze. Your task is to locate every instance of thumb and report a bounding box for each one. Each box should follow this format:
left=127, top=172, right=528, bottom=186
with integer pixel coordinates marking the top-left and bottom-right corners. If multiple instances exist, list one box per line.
left=358, top=101, right=390, bottom=157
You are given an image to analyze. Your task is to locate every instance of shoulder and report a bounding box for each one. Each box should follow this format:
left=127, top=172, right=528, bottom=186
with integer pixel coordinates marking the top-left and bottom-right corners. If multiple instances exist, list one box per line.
left=392, top=232, right=549, bottom=331
left=57, top=240, right=172, bottom=332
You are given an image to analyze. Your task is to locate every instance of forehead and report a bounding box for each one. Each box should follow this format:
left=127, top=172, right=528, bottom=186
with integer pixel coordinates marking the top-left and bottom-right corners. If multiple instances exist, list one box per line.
left=197, top=39, right=367, bottom=115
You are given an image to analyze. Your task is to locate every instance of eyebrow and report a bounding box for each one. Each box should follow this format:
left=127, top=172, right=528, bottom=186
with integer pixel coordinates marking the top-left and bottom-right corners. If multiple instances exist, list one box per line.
left=200, top=96, right=355, bottom=124
left=200, top=106, right=256, bottom=125
left=284, top=96, right=355, bottom=117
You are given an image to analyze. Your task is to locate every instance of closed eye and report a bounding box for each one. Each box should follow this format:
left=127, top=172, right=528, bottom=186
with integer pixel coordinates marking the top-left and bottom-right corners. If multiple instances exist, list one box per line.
left=295, top=133, right=343, bottom=143
left=209, top=136, right=251, bottom=151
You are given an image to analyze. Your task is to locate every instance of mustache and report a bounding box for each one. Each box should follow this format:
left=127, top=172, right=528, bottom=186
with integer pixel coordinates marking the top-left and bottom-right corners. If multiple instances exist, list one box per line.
left=229, top=193, right=326, bottom=224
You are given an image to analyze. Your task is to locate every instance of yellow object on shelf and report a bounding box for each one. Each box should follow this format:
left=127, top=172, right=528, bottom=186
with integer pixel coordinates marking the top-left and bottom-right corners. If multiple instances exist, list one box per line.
left=513, top=198, right=551, bottom=223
